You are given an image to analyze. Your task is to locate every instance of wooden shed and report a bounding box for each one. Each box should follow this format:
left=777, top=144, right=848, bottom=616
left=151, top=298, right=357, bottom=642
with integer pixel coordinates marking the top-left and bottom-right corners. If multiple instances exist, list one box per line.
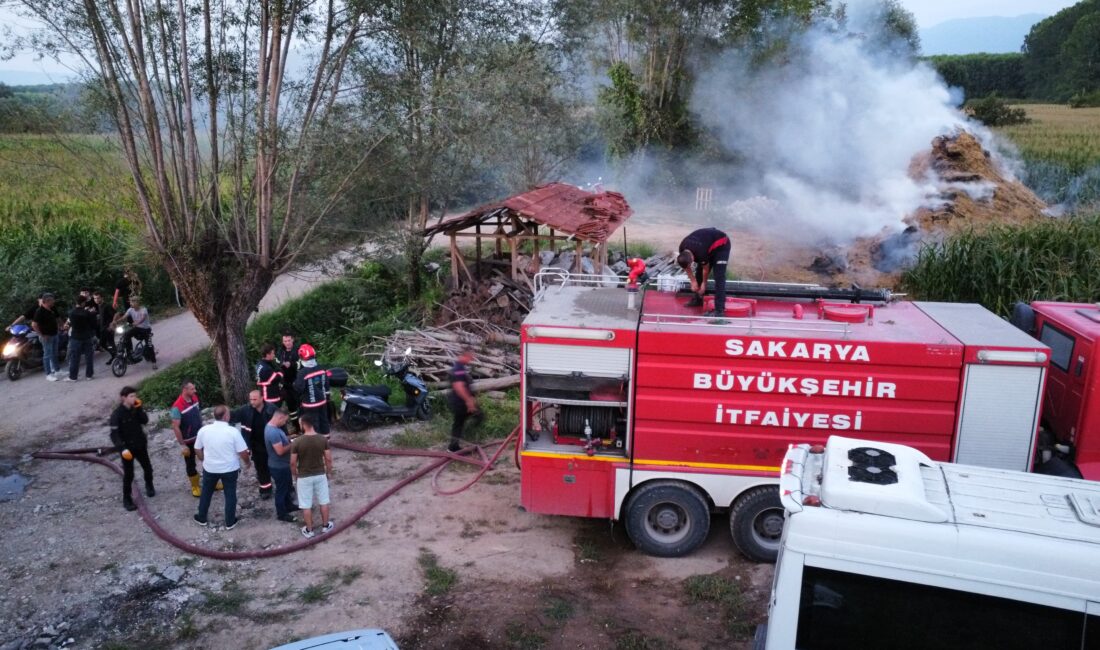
left=423, top=183, right=633, bottom=287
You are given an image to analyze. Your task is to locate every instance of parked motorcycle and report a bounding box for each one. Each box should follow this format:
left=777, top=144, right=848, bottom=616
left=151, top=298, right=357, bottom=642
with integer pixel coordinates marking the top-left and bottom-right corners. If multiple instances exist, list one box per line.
left=337, top=348, right=432, bottom=431
left=3, top=324, right=68, bottom=381
left=110, top=323, right=154, bottom=377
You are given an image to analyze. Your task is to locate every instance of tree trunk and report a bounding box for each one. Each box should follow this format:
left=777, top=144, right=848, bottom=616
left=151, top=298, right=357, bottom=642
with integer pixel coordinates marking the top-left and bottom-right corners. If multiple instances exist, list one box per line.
left=211, top=318, right=253, bottom=405
left=173, top=251, right=274, bottom=404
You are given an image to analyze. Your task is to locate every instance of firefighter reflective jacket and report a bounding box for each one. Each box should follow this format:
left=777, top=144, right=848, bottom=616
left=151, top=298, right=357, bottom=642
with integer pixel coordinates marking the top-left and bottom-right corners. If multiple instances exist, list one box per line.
left=294, top=365, right=330, bottom=408
left=255, top=358, right=283, bottom=404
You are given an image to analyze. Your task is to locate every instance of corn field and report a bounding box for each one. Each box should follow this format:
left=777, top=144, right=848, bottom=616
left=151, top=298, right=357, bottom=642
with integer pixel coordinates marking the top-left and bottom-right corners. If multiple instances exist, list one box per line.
left=901, top=215, right=1100, bottom=316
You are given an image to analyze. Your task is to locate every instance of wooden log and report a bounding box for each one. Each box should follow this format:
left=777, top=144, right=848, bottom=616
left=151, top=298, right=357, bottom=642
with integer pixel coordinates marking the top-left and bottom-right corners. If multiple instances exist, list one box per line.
left=431, top=374, right=521, bottom=394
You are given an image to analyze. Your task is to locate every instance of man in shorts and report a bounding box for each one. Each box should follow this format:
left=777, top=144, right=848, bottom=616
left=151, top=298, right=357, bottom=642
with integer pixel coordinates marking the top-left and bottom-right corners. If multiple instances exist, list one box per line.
left=290, top=412, right=334, bottom=538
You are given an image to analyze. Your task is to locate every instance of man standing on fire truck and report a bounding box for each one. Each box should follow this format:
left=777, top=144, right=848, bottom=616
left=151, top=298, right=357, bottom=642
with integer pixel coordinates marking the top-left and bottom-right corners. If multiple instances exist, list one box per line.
left=294, top=344, right=331, bottom=436
left=677, top=227, right=731, bottom=317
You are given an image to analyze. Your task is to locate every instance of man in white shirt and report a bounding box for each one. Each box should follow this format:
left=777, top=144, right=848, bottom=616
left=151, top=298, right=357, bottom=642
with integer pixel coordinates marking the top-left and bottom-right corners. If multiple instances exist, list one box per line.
left=193, top=404, right=251, bottom=529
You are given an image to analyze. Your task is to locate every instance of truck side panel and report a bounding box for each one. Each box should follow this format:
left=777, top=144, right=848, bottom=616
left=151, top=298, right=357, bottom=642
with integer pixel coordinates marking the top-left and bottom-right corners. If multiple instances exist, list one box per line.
left=633, top=331, right=964, bottom=467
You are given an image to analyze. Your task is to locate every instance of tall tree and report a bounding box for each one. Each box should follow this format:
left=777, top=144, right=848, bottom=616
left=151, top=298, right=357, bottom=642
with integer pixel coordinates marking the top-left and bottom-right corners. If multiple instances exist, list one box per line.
left=11, top=0, right=380, bottom=401
left=354, top=0, right=552, bottom=300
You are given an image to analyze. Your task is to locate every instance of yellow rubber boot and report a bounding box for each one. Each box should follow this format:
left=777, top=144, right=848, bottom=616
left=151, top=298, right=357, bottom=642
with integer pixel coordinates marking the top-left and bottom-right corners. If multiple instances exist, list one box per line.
left=215, top=480, right=223, bottom=491
left=189, top=475, right=201, bottom=498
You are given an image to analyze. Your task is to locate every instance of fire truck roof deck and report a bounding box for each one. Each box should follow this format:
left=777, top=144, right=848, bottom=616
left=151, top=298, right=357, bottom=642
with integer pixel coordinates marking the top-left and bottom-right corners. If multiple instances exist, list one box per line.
left=527, top=285, right=638, bottom=331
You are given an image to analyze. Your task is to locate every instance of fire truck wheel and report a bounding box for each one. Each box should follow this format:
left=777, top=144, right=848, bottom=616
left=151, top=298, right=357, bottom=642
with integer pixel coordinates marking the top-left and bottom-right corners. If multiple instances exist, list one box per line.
left=730, top=486, right=783, bottom=563
left=624, top=481, right=710, bottom=558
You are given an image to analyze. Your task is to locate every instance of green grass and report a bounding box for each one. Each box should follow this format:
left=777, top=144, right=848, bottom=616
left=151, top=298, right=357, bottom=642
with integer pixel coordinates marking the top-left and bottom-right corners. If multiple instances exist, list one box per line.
left=901, top=215, right=1100, bottom=315
left=417, top=549, right=458, bottom=597
left=505, top=621, right=547, bottom=650
left=542, top=595, right=575, bottom=622
left=299, top=582, right=335, bottom=604
left=200, top=581, right=252, bottom=615
left=615, top=633, right=669, bottom=650
left=682, top=574, right=752, bottom=638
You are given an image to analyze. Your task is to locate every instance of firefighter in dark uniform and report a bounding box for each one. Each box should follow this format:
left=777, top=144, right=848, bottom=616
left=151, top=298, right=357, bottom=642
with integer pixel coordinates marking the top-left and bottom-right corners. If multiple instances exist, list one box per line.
left=293, top=343, right=331, bottom=435
left=448, top=349, right=483, bottom=452
left=231, top=390, right=276, bottom=498
left=110, top=386, right=154, bottom=511
left=677, top=227, right=731, bottom=317
left=276, top=332, right=301, bottom=415
left=256, top=343, right=283, bottom=406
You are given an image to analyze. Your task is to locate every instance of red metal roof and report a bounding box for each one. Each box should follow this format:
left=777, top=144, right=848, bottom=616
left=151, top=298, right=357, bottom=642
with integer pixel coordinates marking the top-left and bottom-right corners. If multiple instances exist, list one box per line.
left=423, top=182, right=633, bottom=243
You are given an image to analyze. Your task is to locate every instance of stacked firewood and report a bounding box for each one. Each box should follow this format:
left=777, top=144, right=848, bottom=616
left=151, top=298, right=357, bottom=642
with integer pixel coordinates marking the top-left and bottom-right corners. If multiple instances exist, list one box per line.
left=373, top=326, right=521, bottom=391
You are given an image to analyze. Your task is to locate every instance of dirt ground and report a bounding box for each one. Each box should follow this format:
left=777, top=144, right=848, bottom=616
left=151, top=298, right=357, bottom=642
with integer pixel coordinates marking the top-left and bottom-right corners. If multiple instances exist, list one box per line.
left=0, top=413, right=772, bottom=650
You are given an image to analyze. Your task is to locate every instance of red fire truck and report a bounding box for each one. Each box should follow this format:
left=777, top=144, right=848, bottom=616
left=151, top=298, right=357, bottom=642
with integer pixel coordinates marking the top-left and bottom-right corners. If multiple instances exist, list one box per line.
left=518, top=273, right=1060, bottom=562
left=1015, top=301, right=1100, bottom=480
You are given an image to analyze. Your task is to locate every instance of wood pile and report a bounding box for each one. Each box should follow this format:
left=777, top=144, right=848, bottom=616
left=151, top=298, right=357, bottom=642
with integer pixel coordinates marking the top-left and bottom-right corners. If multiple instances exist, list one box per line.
left=373, top=325, right=521, bottom=391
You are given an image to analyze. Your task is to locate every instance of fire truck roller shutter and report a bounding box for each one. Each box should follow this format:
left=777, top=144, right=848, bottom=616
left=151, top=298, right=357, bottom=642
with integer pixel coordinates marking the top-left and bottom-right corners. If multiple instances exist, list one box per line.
left=623, top=480, right=711, bottom=557
left=526, top=343, right=630, bottom=378
left=729, top=486, right=784, bottom=563
left=954, top=364, right=1044, bottom=471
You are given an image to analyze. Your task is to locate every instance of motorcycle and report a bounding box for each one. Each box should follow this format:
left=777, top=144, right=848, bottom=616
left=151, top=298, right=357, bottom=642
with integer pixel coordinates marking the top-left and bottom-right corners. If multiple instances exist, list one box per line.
left=336, top=347, right=432, bottom=431
left=3, top=324, right=68, bottom=381
left=110, top=323, right=154, bottom=377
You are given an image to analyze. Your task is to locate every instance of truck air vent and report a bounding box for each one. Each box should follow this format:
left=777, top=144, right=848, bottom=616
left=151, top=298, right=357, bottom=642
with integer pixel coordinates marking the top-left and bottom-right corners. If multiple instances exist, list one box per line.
left=847, top=446, right=899, bottom=485
left=848, top=447, right=897, bottom=468
left=847, top=464, right=899, bottom=485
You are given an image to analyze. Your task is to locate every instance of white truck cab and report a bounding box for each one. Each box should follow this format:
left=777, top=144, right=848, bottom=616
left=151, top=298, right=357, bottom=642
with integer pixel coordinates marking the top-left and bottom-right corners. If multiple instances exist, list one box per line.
left=756, top=436, right=1100, bottom=650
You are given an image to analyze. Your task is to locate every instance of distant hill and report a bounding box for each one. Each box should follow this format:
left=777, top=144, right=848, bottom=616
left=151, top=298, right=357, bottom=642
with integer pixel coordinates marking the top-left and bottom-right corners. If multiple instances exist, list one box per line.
left=920, top=14, right=1046, bottom=55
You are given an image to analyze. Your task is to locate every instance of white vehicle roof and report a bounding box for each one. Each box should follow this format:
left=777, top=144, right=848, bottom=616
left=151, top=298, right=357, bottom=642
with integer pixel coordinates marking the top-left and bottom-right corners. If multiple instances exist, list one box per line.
left=779, top=436, right=1100, bottom=607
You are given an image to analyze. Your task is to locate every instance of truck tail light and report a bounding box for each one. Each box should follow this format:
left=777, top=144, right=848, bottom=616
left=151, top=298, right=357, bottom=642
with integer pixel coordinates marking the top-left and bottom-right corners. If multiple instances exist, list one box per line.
left=802, top=495, right=822, bottom=507
left=809, top=444, right=825, bottom=454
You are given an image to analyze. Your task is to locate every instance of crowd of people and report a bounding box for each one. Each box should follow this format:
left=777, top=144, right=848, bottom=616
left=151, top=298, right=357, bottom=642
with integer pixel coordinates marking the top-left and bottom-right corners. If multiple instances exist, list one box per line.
left=8, top=270, right=156, bottom=381
left=111, top=332, right=337, bottom=539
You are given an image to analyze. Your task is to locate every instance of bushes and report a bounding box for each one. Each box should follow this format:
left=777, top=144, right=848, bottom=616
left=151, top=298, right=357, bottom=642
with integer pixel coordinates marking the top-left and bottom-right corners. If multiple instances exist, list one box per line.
left=0, top=203, right=175, bottom=318
left=901, top=215, right=1100, bottom=316
left=139, top=261, right=417, bottom=407
left=966, top=94, right=1029, bottom=127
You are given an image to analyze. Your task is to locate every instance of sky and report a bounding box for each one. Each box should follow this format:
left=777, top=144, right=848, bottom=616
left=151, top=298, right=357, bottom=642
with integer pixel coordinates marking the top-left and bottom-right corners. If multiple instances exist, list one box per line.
left=903, top=0, right=1079, bottom=28
left=0, top=1, right=1088, bottom=84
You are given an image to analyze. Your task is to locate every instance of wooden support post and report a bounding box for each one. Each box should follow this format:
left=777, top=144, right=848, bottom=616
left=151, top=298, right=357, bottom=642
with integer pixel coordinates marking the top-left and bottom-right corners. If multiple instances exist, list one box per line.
left=574, top=239, right=583, bottom=273
left=475, top=223, right=482, bottom=280
left=510, top=237, right=519, bottom=281
left=450, top=233, right=460, bottom=287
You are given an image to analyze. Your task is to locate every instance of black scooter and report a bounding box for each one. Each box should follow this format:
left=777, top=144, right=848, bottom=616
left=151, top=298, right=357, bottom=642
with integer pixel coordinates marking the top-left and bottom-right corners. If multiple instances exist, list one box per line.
left=336, top=348, right=432, bottom=431
left=3, top=324, right=68, bottom=381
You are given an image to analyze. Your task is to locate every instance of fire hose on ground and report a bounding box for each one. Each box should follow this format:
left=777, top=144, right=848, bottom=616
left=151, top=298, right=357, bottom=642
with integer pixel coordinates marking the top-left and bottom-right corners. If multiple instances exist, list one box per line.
left=30, top=425, right=520, bottom=561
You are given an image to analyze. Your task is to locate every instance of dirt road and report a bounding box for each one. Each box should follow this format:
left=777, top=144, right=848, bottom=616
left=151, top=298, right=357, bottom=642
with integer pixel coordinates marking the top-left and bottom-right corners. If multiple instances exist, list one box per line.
left=0, top=418, right=769, bottom=649
left=0, top=247, right=366, bottom=456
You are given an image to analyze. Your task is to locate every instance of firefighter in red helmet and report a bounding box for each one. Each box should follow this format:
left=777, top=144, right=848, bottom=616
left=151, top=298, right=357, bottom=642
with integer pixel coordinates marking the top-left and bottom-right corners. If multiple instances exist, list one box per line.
left=293, top=343, right=331, bottom=436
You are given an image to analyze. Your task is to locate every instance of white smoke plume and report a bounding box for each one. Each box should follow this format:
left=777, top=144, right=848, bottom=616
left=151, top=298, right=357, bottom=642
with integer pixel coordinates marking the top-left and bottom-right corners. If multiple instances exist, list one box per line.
left=691, top=24, right=985, bottom=244
left=580, top=5, right=1009, bottom=249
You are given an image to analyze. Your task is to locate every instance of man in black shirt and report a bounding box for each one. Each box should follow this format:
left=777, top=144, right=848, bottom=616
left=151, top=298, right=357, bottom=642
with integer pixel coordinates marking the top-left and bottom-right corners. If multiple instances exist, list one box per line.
left=276, top=332, right=300, bottom=414
left=448, top=349, right=483, bottom=452
left=65, top=295, right=97, bottom=381
left=109, top=386, right=155, bottom=511
left=32, top=294, right=61, bottom=381
left=677, top=227, right=731, bottom=317
left=92, top=290, right=116, bottom=359
left=231, top=390, right=275, bottom=499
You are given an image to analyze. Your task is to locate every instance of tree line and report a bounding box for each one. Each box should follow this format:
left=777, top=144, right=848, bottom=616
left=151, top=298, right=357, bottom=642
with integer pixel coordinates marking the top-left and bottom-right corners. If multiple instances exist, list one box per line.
left=927, top=0, right=1100, bottom=105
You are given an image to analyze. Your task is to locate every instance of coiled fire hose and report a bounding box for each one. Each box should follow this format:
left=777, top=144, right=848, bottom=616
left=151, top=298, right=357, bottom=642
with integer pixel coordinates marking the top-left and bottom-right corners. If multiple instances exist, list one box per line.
left=31, top=425, right=520, bottom=561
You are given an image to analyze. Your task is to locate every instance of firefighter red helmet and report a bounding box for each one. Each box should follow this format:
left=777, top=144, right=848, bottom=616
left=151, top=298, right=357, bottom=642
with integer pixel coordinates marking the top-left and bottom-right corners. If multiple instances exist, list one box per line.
left=298, top=343, right=316, bottom=360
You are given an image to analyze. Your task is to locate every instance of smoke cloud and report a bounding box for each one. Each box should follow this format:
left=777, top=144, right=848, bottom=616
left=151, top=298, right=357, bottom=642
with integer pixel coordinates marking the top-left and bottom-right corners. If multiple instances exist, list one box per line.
left=588, top=5, right=1007, bottom=249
